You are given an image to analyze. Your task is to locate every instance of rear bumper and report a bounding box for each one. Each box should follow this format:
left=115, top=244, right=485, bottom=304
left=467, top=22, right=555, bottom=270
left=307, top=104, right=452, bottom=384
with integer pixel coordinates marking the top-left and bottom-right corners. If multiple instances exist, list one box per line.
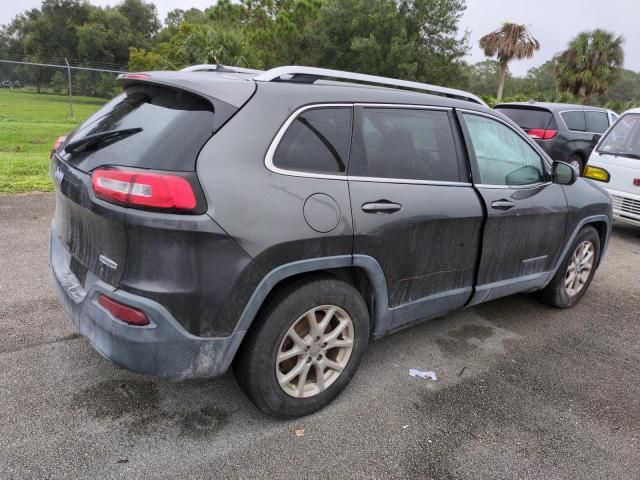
left=50, top=229, right=245, bottom=379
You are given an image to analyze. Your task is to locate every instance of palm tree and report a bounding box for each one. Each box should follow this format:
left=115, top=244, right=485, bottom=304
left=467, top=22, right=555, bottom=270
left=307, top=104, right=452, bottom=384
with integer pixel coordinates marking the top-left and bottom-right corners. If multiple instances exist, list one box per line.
left=554, top=29, right=624, bottom=102
left=479, top=23, right=540, bottom=101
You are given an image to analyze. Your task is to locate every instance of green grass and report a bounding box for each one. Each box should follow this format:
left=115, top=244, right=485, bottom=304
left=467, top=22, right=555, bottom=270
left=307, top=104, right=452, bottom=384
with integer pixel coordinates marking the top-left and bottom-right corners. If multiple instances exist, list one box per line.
left=0, top=89, right=106, bottom=193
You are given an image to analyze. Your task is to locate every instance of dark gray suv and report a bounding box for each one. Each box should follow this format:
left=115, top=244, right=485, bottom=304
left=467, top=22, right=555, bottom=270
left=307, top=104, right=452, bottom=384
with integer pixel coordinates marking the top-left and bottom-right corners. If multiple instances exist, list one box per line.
left=495, top=102, right=618, bottom=173
left=50, top=65, right=612, bottom=417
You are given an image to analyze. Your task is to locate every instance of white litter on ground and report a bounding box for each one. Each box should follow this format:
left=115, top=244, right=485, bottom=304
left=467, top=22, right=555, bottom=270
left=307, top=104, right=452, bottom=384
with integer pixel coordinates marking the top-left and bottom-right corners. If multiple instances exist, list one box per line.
left=409, top=369, right=437, bottom=381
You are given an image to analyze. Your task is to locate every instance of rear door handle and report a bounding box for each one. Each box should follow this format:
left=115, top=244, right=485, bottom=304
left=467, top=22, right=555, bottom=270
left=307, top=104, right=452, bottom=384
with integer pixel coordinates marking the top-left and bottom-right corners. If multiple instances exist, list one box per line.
left=361, top=201, right=402, bottom=214
left=491, top=199, right=515, bottom=211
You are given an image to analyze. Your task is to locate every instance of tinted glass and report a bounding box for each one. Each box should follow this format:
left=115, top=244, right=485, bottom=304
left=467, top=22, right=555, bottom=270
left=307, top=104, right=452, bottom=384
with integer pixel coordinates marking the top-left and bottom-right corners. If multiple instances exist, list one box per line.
left=274, top=107, right=352, bottom=174
left=63, top=85, right=216, bottom=171
left=349, top=108, right=460, bottom=181
left=463, top=114, right=545, bottom=186
left=494, top=107, right=554, bottom=130
left=585, top=111, right=610, bottom=133
left=598, top=113, right=640, bottom=158
left=561, top=111, right=586, bottom=132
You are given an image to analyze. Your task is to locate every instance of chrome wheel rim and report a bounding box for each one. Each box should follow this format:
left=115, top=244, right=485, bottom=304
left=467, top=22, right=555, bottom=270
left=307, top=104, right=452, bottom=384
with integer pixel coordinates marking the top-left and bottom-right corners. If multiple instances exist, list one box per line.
left=276, top=305, right=354, bottom=398
left=565, top=240, right=595, bottom=296
left=570, top=159, right=581, bottom=171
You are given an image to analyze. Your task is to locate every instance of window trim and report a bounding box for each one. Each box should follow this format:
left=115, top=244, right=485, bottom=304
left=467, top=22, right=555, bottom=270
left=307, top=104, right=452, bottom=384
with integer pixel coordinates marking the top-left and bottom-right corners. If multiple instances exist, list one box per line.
left=265, top=102, right=472, bottom=187
left=457, top=109, right=552, bottom=189
left=560, top=109, right=610, bottom=135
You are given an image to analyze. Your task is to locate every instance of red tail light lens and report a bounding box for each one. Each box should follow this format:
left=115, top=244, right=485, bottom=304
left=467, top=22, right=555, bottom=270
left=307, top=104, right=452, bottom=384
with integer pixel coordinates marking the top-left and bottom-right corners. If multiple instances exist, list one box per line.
left=98, top=294, right=149, bottom=326
left=634, top=178, right=640, bottom=187
left=51, top=135, right=67, bottom=158
left=91, top=168, right=197, bottom=211
left=527, top=129, right=558, bottom=140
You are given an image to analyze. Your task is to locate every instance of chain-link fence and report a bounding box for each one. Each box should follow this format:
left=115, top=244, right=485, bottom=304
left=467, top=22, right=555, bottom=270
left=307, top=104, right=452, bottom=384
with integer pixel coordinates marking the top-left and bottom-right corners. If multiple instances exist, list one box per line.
left=0, top=57, right=127, bottom=117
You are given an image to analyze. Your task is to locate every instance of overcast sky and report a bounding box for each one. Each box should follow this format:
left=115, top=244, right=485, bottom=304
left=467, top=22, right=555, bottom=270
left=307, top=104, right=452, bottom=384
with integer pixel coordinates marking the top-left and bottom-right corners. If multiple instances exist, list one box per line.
left=2, top=0, right=639, bottom=76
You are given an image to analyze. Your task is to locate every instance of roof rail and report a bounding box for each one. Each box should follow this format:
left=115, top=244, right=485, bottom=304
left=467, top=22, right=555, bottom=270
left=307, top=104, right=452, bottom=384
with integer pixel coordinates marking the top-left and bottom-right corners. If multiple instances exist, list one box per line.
left=253, top=66, right=486, bottom=106
left=181, top=64, right=264, bottom=75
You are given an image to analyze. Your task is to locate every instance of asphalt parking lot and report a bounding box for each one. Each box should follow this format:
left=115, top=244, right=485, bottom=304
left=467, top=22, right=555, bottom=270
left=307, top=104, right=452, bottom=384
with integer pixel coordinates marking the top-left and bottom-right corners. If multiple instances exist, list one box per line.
left=1, top=193, right=639, bottom=479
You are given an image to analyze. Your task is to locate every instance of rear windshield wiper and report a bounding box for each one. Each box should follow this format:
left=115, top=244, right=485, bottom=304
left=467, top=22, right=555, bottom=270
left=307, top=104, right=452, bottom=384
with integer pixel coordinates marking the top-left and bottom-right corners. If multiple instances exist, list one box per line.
left=64, top=127, right=143, bottom=154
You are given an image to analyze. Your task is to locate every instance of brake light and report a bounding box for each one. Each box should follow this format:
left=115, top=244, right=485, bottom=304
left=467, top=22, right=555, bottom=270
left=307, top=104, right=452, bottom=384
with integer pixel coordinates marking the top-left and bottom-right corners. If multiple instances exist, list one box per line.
left=98, top=295, right=149, bottom=326
left=122, top=73, right=151, bottom=80
left=634, top=178, right=640, bottom=187
left=527, top=129, right=558, bottom=140
left=50, top=135, right=66, bottom=158
left=91, top=168, right=196, bottom=211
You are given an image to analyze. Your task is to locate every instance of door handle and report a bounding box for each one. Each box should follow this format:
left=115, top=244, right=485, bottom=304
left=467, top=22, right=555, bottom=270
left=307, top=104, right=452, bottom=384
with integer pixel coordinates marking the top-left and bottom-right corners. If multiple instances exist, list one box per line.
left=361, top=201, right=402, bottom=214
left=491, top=199, right=515, bottom=211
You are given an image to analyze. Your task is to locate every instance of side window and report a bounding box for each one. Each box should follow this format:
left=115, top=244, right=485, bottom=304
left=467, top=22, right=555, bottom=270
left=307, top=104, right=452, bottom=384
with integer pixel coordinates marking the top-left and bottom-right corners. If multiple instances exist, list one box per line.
left=561, top=111, right=586, bottom=132
left=462, top=113, right=545, bottom=186
left=349, top=108, right=461, bottom=182
left=585, top=111, right=610, bottom=133
left=273, top=107, right=352, bottom=174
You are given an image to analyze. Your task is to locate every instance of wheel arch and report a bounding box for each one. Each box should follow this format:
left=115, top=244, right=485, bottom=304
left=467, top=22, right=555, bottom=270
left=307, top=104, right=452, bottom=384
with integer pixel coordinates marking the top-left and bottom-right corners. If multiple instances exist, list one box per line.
left=233, top=255, right=392, bottom=340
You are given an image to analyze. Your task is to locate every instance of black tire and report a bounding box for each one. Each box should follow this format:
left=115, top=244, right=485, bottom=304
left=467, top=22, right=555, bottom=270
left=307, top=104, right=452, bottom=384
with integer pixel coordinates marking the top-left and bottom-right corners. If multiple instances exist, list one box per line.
left=538, top=226, right=600, bottom=308
left=569, top=154, right=584, bottom=175
left=233, top=276, right=370, bottom=418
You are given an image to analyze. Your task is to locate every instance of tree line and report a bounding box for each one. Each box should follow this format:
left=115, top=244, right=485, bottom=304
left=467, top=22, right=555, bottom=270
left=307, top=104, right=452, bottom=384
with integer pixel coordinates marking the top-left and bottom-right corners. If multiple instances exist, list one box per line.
left=0, top=0, right=637, bottom=110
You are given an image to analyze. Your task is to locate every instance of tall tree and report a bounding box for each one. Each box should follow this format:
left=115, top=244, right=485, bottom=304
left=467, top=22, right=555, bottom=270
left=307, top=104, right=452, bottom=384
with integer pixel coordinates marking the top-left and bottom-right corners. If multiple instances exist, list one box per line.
left=479, top=22, right=539, bottom=101
left=554, top=29, right=624, bottom=102
left=309, top=0, right=468, bottom=86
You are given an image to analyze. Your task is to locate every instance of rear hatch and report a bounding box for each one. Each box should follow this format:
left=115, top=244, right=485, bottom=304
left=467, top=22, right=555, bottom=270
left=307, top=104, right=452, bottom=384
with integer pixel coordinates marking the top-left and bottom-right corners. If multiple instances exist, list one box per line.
left=494, top=105, right=558, bottom=142
left=52, top=74, right=255, bottom=287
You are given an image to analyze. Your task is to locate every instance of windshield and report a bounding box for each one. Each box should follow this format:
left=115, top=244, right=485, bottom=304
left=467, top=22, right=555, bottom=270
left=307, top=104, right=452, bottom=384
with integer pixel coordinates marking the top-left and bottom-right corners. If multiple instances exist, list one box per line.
left=598, top=113, right=640, bottom=158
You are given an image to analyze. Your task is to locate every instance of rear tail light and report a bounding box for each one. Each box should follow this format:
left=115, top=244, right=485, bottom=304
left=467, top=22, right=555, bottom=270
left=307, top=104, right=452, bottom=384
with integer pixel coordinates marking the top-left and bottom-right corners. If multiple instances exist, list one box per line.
left=527, top=129, right=558, bottom=140
left=633, top=178, right=640, bottom=187
left=91, top=168, right=197, bottom=211
left=50, top=135, right=67, bottom=158
left=98, top=294, right=149, bottom=326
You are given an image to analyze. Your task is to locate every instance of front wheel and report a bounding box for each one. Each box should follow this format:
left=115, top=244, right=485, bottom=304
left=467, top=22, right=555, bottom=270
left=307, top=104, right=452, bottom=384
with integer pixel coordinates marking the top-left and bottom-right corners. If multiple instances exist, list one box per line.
left=538, top=226, right=600, bottom=308
left=233, top=276, right=370, bottom=418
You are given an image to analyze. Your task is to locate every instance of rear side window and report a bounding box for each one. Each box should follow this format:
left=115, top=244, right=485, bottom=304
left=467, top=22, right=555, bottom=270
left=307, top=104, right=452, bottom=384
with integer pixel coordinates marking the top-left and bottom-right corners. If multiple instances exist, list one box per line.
left=349, top=108, right=461, bottom=182
left=585, top=111, right=610, bottom=133
left=273, top=107, right=352, bottom=174
left=561, top=111, right=586, bottom=132
left=63, top=85, right=217, bottom=171
left=494, top=107, right=554, bottom=130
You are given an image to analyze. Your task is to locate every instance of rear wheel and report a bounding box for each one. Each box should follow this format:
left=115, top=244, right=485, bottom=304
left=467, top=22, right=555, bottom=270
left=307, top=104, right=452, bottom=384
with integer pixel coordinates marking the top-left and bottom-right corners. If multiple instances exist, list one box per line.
left=234, top=276, right=370, bottom=418
left=538, top=226, right=600, bottom=308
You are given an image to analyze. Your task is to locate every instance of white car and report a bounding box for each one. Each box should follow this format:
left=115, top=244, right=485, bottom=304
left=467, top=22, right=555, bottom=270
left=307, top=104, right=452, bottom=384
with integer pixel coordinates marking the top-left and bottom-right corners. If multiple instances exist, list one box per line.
left=586, top=108, right=640, bottom=227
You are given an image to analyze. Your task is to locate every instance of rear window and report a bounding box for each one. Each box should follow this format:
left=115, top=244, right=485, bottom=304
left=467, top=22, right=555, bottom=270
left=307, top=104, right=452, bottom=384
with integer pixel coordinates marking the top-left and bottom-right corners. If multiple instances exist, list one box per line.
left=273, top=107, right=352, bottom=174
left=62, top=85, right=216, bottom=172
left=349, top=107, right=461, bottom=182
left=561, top=111, right=586, bottom=132
left=585, top=111, right=610, bottom=133
left=494, top=107, right=554, bottom=130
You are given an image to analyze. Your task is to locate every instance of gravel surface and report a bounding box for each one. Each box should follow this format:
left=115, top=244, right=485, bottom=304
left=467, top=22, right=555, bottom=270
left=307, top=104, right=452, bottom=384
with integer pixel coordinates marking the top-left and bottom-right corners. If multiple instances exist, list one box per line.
left=1, top=193, right=639, bottom=479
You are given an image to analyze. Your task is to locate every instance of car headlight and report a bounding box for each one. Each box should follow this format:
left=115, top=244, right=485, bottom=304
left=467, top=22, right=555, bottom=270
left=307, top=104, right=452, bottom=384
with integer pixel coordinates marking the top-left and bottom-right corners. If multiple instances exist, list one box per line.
left=584, top=166, right=610, bottom=183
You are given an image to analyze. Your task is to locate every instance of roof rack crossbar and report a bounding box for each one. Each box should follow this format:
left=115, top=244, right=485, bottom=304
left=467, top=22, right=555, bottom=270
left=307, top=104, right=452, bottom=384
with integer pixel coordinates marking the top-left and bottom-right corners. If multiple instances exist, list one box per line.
left=180, top=64, right=264, bottom=74
left=253, top=66, right=486, bottom=106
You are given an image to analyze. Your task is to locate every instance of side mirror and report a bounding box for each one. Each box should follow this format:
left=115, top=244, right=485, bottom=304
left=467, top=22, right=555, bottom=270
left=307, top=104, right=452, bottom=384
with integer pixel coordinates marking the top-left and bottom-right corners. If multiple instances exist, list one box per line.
left=552, top=161, right=578, bottom=186
left=591, top=133, right=602, bottom=147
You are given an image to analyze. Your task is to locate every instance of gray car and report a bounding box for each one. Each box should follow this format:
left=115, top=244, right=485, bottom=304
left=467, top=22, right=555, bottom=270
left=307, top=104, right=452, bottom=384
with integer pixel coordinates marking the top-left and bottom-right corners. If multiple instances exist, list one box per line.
left=50, top=65, right=612, bottom=417
left=495, top=101, right=618, bottom=172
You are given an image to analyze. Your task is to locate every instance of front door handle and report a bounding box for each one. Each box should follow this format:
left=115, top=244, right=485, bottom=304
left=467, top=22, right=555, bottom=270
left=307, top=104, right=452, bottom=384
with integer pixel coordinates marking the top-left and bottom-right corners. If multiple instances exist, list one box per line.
left=491, top=199, right=515, bottom=211
left=361, top=201, right=402, bottom=214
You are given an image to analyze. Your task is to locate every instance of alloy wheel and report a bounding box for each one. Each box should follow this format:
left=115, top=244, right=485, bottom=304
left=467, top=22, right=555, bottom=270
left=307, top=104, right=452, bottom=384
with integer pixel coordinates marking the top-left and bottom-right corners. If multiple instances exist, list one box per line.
left=565, top=240, right=595, bottom=297
left=276, top=305, right=354, bottom=398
